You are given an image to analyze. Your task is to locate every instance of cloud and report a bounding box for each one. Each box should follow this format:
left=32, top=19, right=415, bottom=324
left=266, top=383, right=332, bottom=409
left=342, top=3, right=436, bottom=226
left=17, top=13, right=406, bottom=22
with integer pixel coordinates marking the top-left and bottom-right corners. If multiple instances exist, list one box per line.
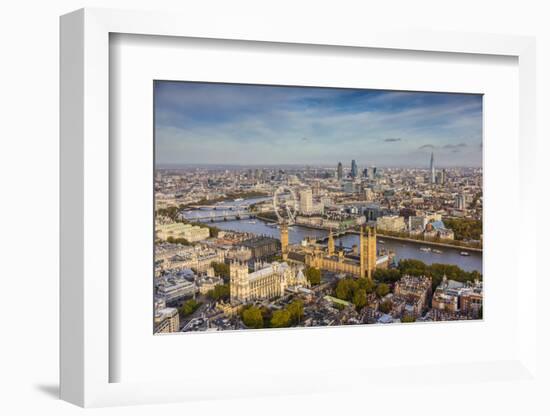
left=155, top=82, right=482, bottom=167
left=443, top=143, right=467, bottom=149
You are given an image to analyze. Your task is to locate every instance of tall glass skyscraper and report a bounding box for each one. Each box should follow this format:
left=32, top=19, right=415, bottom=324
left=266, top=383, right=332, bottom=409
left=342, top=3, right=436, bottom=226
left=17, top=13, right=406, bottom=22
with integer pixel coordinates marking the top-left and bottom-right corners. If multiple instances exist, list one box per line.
left=351, top=159, right=358, bottom=179
left=337, top=162, right=343, bottom=181
left=430, top=152, right=435, bottom=184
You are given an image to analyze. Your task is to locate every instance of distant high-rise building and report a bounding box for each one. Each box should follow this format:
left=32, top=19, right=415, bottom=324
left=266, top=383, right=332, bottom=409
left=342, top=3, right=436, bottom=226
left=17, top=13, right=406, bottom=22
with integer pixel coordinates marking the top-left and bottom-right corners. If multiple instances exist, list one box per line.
left=455, top=193, right=466, bottom=210
left=364, top=188, right=373, bottom=202
left=299, top=188, right=313, bottom=214
left=430, top=152, right=435, bottom=184
left=372, top=166, right=377, bottom=178
left=436, top=169, right=446, bottom=185
left=337, top=162, right=343, bottom=181
left=362, top=168, right=369, bottom=178
left=312, top=180, right=321, bottom=196
left=367, top=166, right=375, bottom=179
left=351, top=160, right=358, bottom=179
left=343, top=181, right=356, bottom=193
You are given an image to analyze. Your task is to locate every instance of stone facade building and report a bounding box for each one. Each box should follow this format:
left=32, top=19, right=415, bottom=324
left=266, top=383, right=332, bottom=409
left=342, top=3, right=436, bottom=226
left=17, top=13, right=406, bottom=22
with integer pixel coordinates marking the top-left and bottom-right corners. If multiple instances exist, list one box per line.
left=305, top=225, right=379, bottom=280
left=241, top=236, right=281, bottom=259
left=154, top=307, right=180, bottom=333
left=229, top=261, right=308, bottom=303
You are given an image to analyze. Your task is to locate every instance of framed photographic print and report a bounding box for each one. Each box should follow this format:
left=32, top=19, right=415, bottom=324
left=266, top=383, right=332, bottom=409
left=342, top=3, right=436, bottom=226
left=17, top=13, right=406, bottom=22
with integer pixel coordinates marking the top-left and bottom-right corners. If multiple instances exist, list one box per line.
left=152, top=81, right=484, bottom=335
left=60, top=7, right=539, bottom=408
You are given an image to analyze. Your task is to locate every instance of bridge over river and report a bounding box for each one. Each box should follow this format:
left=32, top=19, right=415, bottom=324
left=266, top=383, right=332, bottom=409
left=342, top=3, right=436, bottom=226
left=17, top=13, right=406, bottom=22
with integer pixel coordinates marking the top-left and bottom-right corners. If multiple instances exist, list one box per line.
left=180, top=197, right=482, bottom=272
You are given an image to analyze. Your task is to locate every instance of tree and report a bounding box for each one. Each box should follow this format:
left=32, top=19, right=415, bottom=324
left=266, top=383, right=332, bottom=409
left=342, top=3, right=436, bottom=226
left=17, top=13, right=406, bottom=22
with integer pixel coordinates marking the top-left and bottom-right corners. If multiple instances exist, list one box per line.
left=207, top=284, right=230, bottom=301
left=357, top=278, right=376, bottom=294
left=211, top=262, right=230, bottom=279
left=398, top=259, right=428, bottom=277
left=271, top=309, right=291, bottom=328
left=397, top=258, right=483, bottom=292
left=335, top=280, right=349, bottom=300
left=156, top=206, right=180, bottom=221
left=305, top=267, right=321, bottom=286
left=373, top=268, right=401, bottom=284
left=242, top=306, right=264, bottom=329
left=260, top=306, right=273, bottom=327
left=166, top=236, right=191, bottom=245
left=179, top=299, right=201, bottom=317
left=379, top=300, right=392, bottom=314
left=352, top=288, right=367, bottom=310
left=401, top=315, right=416, bottom=323
left=375, top=283, right=390, bottom=298
left=287, top=300, right=304, bottom=324
left=207, top=225, right=220, bottom=238
left=443, top=218, right=482, bottom=241
left=335, top=278, right=358, bottom=301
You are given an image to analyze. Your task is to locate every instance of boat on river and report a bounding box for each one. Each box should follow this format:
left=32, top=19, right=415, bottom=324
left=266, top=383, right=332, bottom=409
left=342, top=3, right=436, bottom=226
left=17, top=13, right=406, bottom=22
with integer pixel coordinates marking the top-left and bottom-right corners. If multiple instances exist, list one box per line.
left=460, top=251, right=470, bottom=256
left=432, top=249, right=443, bottom=254
left=420, top=247, right=431, bottom=252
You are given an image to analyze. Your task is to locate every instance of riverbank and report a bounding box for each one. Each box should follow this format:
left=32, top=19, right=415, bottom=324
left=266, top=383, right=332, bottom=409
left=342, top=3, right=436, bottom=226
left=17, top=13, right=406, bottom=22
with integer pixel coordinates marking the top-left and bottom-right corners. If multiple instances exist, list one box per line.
left=376, top=233, right=483, bottom=252
left=188, top=192, right=269, bottom=207
left=211, top=218, right=482, bottom=272
left=233, top=216, right=482, bottom=253
left=298, top=224, right=483, bottom=252
left=255, top=214, right=278, bottom=223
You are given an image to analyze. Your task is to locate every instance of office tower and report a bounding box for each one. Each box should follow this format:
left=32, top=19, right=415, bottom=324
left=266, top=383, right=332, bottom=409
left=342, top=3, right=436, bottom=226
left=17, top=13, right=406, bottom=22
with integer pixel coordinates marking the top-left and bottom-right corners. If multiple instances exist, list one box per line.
left=372, top=166, right=377, bottom=178
left=367, top=166, right=374, bottom=179
left=337, top=162, right=343, bottom=181
left=436, top=169, right=446, bottom=185
left=362, top=168, right=369, bottom=178
left=299, top=188, right=313, bottom=214
left=312, top=180, right=321, bottom=196
left=430, top=152, right=435, bottom=184
left=364, top=188, right=373, bottom=202
left=455, top=193, right=466, bottom=210
left=351, top=159, right=358, bottom=179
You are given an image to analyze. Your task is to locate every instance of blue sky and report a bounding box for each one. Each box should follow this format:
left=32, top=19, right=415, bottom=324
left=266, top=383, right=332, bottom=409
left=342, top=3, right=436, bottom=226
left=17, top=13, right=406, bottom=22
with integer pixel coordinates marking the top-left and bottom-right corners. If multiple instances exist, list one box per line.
left=154, top=81, right=482, bottom=168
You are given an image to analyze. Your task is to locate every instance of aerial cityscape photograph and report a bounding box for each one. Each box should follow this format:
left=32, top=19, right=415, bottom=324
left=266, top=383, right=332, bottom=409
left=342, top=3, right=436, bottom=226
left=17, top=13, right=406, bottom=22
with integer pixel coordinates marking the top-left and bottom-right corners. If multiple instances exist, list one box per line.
left=153, top=81, right=483, bottom=334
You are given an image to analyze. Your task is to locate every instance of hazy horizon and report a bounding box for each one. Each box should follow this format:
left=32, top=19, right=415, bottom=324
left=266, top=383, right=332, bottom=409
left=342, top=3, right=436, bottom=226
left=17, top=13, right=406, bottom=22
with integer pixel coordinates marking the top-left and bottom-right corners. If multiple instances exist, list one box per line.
left=155, top=81, right=483, bottom=168
left=155, top=161, right=481, bottom=170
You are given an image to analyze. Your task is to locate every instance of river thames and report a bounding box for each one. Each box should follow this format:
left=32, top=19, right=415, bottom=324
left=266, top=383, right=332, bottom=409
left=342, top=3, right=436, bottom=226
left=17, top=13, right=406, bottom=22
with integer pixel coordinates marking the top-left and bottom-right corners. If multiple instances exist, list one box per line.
left=182, top=198, right=482, bottom=273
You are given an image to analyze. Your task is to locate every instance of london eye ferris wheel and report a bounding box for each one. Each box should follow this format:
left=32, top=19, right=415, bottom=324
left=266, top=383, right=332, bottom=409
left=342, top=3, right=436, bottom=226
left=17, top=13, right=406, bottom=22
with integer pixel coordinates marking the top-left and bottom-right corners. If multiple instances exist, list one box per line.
left=272, top=186, right=298, bottom=224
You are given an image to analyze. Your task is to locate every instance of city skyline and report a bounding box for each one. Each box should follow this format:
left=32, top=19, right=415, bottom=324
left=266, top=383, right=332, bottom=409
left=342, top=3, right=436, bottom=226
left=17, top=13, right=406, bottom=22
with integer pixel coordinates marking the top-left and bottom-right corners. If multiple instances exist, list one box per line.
left=155, top=156, right=480, bottom=170
left=154, top=83, right=483, bottom=333
left=155, top=81, right=483, bottom=168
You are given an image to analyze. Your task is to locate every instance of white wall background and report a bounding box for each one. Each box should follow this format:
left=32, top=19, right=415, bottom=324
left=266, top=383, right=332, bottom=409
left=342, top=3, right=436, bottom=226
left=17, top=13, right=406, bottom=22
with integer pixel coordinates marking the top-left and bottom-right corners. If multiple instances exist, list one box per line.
left=0, top=0, right=548, bottom=414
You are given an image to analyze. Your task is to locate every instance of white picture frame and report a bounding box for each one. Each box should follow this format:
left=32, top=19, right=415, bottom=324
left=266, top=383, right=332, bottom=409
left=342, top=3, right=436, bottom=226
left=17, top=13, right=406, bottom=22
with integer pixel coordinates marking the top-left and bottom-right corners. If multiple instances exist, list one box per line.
left=60, top=7, right=538, bottom=408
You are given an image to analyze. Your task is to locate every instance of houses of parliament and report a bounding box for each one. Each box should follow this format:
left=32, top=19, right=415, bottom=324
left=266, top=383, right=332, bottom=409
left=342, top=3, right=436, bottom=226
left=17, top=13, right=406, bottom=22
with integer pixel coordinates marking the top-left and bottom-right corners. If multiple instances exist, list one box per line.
left=301, top=224, right=382, bottom=280
left=229, top=222, right=388, bottom=305
left=287, top=223, right=385, bottom=281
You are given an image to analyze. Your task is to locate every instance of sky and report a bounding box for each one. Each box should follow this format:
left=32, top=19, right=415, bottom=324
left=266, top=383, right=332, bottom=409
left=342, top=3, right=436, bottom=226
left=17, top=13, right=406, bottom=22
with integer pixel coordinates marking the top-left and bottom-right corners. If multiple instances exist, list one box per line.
left=154, top=81, right=482, bottom=168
